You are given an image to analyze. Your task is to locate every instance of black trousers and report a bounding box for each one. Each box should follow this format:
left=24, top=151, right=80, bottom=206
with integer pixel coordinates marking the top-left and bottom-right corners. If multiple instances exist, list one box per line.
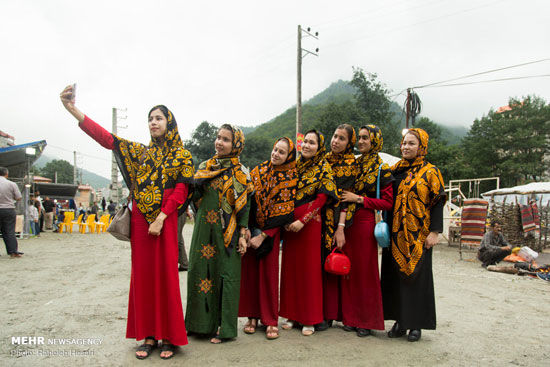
left=177, top=215, right=188, bottom=267
left=478, top=247, right=510, bottom=266
left=0, top=208, right=19, bottom=255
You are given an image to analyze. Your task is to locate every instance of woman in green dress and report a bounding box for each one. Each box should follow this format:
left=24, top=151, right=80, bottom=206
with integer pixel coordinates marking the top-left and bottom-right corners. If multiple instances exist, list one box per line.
left=185, top=124, right=253, bottom=344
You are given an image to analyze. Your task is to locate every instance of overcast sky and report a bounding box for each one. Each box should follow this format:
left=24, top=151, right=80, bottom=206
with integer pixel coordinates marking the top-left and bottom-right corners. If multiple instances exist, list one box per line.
left=1, top=0, right=549, bottom=178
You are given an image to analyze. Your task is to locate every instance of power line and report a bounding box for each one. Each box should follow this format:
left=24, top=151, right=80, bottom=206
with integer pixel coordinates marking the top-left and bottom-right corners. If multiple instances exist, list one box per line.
left=412, top=58, right=550, bottom=88
left=419, top=74, right=550, bottom=88
left=47, top=144, right=110, bottom=162
left=322, top=0, right=509, bottom=50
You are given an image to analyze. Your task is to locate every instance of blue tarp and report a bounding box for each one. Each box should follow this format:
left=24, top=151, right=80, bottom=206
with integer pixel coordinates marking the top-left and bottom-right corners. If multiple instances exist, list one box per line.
left=0, top=140, right=47, bottom=179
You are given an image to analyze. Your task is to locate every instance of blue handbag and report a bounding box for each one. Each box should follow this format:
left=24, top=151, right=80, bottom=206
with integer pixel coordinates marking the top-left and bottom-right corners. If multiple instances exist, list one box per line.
left=374, top=164, right=391, bottom=248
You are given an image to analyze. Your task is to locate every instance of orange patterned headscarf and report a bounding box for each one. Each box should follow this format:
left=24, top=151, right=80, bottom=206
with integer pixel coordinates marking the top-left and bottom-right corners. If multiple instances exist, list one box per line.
left=391, top=128, right=446, bottom=277
left=250, top=137, right=297, bottom=230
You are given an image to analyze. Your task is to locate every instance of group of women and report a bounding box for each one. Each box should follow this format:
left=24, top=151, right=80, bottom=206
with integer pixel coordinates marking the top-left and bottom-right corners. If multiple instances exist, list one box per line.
left=60, top=85, right=446, bottom=360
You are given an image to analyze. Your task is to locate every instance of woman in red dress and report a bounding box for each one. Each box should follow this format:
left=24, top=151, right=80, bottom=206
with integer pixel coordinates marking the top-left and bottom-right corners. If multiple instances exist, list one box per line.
left=239, top=137, right=297, bottom=340
left=338, top=125, right=394, bottom=336
left=279, top=130, right=338, bottom=336
left=60, top=85, right=194, bottom=360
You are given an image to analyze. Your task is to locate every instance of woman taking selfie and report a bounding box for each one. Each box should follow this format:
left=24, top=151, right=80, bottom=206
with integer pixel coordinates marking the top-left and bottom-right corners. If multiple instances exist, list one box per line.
left=186, top=124, right=253, bottom=344
left=381, top=128, right=445, bottom=342
left=239, top=137, right=297, bottom=340
left=279, top=130, right=338, bottom=336
left=60, top=85, right=194, bottom=360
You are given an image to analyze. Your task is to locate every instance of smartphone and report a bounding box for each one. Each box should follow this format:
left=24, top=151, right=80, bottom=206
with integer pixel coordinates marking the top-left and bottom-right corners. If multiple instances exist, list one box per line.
left=71, top=83, right=77, bottom=103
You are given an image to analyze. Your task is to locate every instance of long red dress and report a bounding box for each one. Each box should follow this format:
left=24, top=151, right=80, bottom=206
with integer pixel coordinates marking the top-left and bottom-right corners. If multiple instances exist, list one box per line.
left=80, top=116, right=188, bottom=345
left=280, top=194, right=327, bottom=326
left=238, top=227, right=280, bottom=326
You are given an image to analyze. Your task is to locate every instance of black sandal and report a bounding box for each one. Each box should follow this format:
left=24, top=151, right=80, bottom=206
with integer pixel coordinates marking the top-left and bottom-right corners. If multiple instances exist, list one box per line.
left=160, top=342, right=176, bottom=360
left=135, top=339, right=157, bottom=360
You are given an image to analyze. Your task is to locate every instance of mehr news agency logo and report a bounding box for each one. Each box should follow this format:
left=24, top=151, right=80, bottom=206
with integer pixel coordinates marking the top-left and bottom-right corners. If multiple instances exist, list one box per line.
left=10, top=336, right=103, bottom=357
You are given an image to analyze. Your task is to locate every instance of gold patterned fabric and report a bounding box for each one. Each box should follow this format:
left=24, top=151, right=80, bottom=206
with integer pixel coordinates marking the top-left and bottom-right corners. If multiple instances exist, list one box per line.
left=323, top=128, right=358, bottom=251
left=391, top=128, right=446, bottom=277
left=250, top=137, right=297, bottom=230
left=194, top=125, right=253, bottom=254
left=296, top=130, right=339, bottom=207
left=112, top=105, right=194, bottom=223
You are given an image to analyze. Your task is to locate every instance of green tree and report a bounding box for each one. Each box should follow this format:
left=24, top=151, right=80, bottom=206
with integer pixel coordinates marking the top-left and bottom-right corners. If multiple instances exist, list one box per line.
left=462, top=95, right=550, bottom=187
left=350, top=67, right=401, bottom=155
left=38, top=159, right=74, bottom=184
left=184, top=121, right=218, bottom=165
left=241, top=135, right=272, bottom=169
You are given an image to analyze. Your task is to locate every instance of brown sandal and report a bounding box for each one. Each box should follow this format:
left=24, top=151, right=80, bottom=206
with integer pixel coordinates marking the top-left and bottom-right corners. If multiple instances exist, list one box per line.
left=244, top=318, right=258, bottom=334
left=266, top=326, right=279, bottom=340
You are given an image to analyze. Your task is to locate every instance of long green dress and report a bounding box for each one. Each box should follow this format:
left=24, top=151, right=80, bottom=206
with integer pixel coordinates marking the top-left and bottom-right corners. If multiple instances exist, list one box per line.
left=185, top=172, right=250, bottom=339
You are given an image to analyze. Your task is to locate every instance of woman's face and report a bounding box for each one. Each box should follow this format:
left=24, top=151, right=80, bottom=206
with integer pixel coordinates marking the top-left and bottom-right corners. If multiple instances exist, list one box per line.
left=401, top=133, right=420, bottom=159
left=357, top=128, right=372, bottom=154
left=148, top=109, right=168, bottom=139
left=301, top=132, right=319, bottom=159
left=330, top=128, right=349, bottom=154
left=271, top=139, right=290, bottom=165
left=215, top=128, right=233, bottom=156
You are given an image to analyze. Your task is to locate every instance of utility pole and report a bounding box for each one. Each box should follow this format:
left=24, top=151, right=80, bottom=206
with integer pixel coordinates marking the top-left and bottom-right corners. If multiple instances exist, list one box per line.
left=296, top=25, right=319, bottom=149
left=110, top=107, right=127, bottom=203
left=73, top=150, right=77, bottom=185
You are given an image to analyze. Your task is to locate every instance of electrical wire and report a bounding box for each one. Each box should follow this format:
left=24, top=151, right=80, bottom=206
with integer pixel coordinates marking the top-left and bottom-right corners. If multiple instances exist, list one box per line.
left=412, top=58, right=550, bottom=89
left=418, top=74, right=550, bottom=88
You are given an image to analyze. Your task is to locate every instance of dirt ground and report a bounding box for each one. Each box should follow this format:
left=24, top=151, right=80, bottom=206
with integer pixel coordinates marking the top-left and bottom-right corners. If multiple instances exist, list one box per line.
left=1, top=227, right=549, bottom=367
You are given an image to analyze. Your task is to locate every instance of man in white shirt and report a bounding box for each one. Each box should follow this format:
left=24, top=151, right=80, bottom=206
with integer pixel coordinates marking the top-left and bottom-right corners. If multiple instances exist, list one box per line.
left=0, top=167, right=23, bottom=257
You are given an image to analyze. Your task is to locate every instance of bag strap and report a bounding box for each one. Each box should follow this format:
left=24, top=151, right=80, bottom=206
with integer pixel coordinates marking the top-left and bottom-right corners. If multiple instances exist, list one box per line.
left=375, top=164, right=387, bottom=222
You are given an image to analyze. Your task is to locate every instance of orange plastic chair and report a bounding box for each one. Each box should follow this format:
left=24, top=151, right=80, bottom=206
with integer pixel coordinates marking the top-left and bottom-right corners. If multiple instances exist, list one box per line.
left=79, top=214, right=96, bottom=234
left=58, top=212, right=74, bottom=233
left=95, top=214, right=111, bottom=233
left=68, top=214, right=84, bottom=233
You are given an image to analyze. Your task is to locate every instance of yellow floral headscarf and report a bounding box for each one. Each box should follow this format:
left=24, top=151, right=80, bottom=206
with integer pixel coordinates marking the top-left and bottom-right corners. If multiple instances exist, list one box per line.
left=112, top=105, right=194, bottom=223
left=391, top=128, right=446, bottom=277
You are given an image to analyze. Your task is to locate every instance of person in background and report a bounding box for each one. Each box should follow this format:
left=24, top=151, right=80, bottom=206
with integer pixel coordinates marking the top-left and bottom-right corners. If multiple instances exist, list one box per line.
left=27, top=199, right=40, bottom=237
left=477, top=220, right=511, bottom=268
left=43, top=196, right=55, bottom=230
left=107, top=200, right=117, bottom=217
left=90, top=201, right=99, bottom=222
left=0, top=167, right=23, bottom=257
left=101, top=197, right=106, bottom=212
left=35, top=190, right=44, bottom=232
left=177, top=207, right=193, bottom=272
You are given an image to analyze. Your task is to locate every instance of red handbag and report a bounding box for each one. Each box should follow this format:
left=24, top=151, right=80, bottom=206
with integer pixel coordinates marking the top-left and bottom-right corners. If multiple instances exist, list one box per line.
left=324, top=248, right=351, bottom=275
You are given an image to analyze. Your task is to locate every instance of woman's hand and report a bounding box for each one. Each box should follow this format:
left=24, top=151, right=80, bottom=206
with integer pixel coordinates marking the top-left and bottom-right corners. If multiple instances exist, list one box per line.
left=248, top=235, right=264, bottom=249
left=287, top=220, right=304, bottom=232
left=341, top=190, right=360, bottom=203
left=59, top=84, right=85, bottom=123
left=424, top=231, right=439, bottom=249
left=238, top=237, right=247, bottom=256
left=148, top=212, right=167, bottom=236
left=334, top=227, right=346, bottom=249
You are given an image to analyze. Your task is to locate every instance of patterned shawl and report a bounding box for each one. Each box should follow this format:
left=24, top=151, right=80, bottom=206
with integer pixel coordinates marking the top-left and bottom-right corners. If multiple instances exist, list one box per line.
left=250, top=137, right=297, bottom=230
left=112, top=105, right=194, bottom=223
left=391, top=128, right=446, bottom=277
left=323, top=127, right=358, bottom=252
left=296, top=130, right=339, bottom=207
left=194, top=125, right=254, bottom=254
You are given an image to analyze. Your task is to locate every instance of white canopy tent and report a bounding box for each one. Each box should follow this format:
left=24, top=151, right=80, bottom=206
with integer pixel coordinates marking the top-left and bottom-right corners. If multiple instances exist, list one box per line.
left=482, top=182, right=550, bottom=206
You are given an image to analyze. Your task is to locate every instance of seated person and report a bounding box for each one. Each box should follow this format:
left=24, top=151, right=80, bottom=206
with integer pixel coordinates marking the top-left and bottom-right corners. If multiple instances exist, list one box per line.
left=477, top=220, right=511, bottom=268
left=52, top=211, right=66, bottom=232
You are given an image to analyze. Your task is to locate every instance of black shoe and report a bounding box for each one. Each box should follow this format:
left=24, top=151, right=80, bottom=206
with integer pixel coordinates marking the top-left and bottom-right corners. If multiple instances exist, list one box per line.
left=387, top=322, right=406, bottom=338
left=315, top=320, right=332, bottom=331
left=178, top=265, right=188, bottom=272
left=343, top=325, right=356, bottom=332
left=356, top=328, right=371, bottom=337
left=408, top=329, right=422, bottom=342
